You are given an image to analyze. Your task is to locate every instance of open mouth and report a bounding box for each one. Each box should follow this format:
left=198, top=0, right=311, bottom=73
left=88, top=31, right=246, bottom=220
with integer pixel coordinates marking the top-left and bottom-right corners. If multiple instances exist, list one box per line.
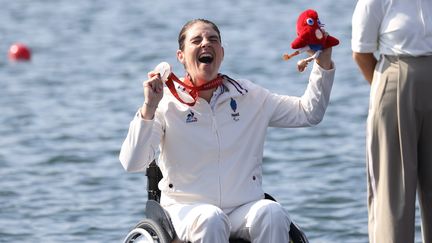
left=198, top=53, right=214, bottom=64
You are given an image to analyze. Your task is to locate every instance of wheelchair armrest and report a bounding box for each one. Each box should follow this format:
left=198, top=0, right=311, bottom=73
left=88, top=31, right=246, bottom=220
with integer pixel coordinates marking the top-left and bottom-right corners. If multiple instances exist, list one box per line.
left=146, top=160, right=163, bottom=202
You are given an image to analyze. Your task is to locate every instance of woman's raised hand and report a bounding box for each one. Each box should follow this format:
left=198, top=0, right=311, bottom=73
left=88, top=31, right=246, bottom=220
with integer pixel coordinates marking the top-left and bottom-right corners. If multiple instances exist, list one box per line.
left=140, top=71, right=164, bottom=120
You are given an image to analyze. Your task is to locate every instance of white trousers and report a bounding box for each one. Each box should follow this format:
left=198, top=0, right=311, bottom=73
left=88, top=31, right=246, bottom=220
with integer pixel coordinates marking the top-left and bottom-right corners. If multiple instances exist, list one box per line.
left=164, top=199, right=292, bottom=243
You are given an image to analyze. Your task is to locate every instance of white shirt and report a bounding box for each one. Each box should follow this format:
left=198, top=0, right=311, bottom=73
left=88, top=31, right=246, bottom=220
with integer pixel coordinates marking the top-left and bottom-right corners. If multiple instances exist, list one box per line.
left=119, top=62, right=335, bottom=209
left=352, top=0, right=432, bottom=56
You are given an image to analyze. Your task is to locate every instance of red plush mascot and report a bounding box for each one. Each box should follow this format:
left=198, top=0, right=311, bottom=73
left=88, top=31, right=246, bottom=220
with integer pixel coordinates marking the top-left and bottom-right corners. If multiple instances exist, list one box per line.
left=283, top=9, right=339, bottom=72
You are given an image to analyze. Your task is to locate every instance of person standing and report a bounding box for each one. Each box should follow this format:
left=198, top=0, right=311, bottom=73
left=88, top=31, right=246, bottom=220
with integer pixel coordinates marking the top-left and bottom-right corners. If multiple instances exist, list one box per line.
left=352, top=0, right=432, bottom=242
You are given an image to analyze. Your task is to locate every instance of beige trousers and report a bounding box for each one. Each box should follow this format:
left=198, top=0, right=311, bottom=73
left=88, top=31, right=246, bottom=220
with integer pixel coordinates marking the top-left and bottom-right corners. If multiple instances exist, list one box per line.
left=367, top=55, right=432, bottom=243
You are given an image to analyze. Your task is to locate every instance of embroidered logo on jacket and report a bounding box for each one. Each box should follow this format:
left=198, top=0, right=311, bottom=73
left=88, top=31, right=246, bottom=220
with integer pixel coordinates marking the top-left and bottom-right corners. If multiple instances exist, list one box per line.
left=186, top=110, right=198, bottom=123
left=230, top=98, right=240, bottom=121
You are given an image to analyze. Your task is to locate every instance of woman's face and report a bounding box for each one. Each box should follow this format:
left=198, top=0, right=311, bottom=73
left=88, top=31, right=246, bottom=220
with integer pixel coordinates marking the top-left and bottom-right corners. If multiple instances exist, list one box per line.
left=177, top=22, right=224, bottom=85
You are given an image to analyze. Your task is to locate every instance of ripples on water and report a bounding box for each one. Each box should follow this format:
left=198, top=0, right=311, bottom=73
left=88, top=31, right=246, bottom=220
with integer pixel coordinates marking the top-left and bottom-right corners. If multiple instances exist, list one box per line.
left=0, top=1, right=423, bottom=242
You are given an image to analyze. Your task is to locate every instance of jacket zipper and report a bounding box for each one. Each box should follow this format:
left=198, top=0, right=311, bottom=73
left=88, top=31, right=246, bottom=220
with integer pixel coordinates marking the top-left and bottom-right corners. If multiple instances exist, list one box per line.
left=211, top=111, right=222, bottom=207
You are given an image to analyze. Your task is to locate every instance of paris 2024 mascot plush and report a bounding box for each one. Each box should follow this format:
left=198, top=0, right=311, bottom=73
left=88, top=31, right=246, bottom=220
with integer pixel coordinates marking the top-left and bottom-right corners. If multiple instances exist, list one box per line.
left=283, top=9, right=339, bottom=72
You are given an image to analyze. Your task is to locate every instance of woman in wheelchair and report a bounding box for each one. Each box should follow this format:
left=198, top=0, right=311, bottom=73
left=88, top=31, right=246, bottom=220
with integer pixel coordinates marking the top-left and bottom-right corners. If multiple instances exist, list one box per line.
left=120, top=19, right=335, bottom=242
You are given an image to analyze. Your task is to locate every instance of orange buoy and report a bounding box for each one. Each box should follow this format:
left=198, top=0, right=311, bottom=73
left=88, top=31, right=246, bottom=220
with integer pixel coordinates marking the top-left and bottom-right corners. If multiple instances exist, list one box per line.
left=8, top=43, right=31, bottom=61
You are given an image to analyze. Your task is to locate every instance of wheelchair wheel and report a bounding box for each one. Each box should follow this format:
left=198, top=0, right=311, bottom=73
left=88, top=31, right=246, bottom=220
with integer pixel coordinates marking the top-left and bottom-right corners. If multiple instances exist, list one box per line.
left=289, top=222, right=309, bottom=243
left=123, top=218, right=172, bottom=243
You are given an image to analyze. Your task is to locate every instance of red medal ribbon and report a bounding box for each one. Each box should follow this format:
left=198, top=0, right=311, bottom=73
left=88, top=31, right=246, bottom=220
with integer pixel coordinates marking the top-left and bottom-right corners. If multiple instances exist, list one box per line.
left=165, top=73, right=224, bottom=106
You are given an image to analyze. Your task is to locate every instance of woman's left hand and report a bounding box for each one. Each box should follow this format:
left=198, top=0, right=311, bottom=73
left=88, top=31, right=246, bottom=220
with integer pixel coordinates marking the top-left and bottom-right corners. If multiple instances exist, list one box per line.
left=315, top=47, right=333, bottom=70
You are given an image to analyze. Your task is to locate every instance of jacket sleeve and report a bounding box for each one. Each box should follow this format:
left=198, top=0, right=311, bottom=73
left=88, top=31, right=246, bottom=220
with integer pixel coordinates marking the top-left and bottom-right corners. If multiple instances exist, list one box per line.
left=268, top=61, right=335, bottom=127
left=119, top=110, right=164, bottom=172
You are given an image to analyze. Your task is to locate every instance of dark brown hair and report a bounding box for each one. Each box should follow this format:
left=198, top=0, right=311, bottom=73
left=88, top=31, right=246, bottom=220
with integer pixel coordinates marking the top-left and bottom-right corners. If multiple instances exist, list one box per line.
left=178, top=19, right=221, bottom=51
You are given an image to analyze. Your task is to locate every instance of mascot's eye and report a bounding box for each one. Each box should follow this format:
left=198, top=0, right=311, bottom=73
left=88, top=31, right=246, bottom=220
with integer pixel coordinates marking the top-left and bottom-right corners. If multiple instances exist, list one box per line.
left=306, top=18, right=314, bottom=26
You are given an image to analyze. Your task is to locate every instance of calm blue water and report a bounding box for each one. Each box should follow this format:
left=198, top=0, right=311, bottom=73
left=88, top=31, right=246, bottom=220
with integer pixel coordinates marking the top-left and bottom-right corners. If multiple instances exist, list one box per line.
left=0, top=0, right=423, bottom=242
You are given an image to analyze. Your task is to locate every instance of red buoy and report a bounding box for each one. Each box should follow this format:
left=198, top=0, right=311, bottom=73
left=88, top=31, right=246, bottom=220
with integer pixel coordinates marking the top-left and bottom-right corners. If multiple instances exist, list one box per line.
left=8, top=43, right=31, bottom=61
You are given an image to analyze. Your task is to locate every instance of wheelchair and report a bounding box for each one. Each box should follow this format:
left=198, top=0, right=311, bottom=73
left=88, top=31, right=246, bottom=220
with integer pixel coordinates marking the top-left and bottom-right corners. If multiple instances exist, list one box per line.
left=123, top=161, right=309, bottom=243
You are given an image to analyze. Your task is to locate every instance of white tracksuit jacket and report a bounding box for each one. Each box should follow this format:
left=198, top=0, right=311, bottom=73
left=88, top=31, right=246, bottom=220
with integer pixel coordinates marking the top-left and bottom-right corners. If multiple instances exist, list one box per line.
left=120, top=62, right=335, bottom=209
